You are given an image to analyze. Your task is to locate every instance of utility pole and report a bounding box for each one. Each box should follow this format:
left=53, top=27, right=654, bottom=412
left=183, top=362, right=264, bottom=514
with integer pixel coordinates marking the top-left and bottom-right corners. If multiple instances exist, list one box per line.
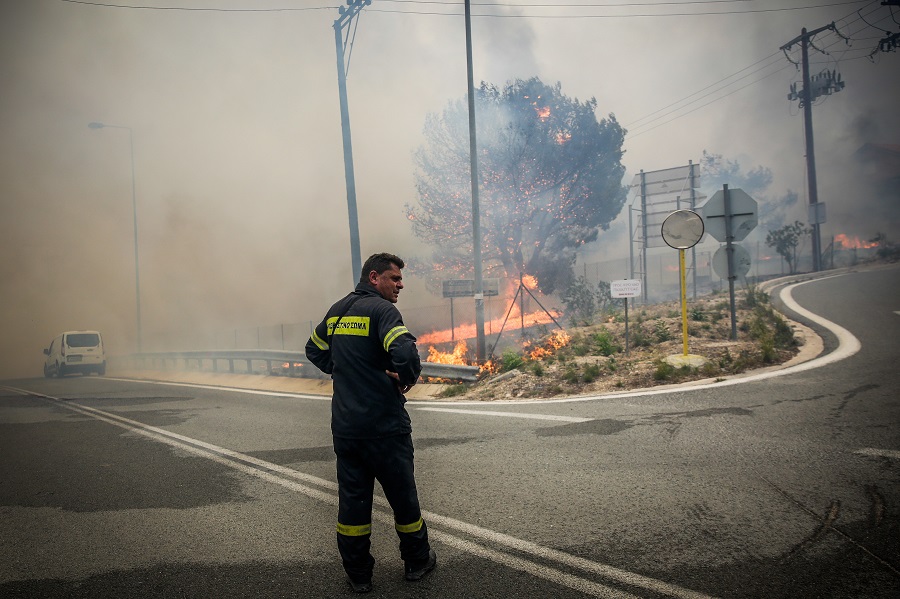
left=464, top=0, right=486, bottom=363
left=334, top=0, right=371, bottom=284
left=781, top=23, right=845, bottom=272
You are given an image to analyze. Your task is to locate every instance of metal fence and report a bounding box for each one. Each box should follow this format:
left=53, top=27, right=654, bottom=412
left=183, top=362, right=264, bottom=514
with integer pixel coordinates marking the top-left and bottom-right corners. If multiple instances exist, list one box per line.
left=128, top=349, right=480, bottom=382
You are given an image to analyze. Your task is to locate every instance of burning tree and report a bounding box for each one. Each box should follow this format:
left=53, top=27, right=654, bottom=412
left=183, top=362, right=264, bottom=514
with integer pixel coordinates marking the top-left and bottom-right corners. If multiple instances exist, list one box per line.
left=408, top=77, right=627, bottom=294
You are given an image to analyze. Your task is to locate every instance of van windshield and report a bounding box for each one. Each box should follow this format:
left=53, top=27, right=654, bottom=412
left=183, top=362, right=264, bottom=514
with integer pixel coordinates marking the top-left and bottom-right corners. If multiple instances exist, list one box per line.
left=66, top=333, right=100, bottom=348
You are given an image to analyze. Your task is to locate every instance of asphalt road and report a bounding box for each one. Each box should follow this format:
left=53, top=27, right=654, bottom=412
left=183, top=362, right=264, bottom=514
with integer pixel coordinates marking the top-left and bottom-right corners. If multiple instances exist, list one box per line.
left=1, top=265, right=898, bottom=598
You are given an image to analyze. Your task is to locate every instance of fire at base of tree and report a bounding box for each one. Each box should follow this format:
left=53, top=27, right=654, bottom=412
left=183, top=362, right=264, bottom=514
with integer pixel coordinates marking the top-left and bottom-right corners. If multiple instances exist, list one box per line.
left=432, top=285, right=802, bottom=401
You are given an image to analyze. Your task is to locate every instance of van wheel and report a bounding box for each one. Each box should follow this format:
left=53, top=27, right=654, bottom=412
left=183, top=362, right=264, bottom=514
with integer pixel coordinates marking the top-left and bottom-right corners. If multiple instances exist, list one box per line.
left=56, top=363, right=65, bottom=378
left=97, top=363, right=106, bottom=376
left=44, top=364, right=52, bottom=378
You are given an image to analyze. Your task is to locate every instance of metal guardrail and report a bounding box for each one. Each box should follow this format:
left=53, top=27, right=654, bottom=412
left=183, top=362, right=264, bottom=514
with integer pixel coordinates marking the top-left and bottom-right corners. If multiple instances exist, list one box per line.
left=130, top=349, right=480, bottom=383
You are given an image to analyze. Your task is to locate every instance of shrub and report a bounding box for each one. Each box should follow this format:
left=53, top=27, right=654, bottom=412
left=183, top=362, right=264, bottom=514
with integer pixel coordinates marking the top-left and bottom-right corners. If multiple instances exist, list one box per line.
left=773, top=314, right=796, bottom=348
left=742, top=285, right=768, bottom=309
left=438, top=384, right=468, bottom=398
left=530, top=362, right=544, bottom=377
left=700, top=361, right=719, bottom=377
left=592, top=328, right=621, bottom=356
left=654, top=319, right=673, bottom=342
left=583, top=363, right=602, bottom=383
left=631, top=325, right=652, bottom=348
left=500, top=350, right=524, bottom=372
left=562, top=276, right=596, bottom=325
left=653, top=360, right=676, bottom=381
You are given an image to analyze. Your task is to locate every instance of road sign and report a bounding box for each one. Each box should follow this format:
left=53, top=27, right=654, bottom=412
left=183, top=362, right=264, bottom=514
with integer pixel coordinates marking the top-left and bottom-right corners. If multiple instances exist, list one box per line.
left=611, top=279, right=642, bottom=298
left=442, top=279, right=474, bottom=298
left=442, top=278, right=500, bottom=298
left=713, top=245, right=752, bottom=279
left=701, top=188, right=758, bottom=242
left=629, top=164, right=700, bottom=198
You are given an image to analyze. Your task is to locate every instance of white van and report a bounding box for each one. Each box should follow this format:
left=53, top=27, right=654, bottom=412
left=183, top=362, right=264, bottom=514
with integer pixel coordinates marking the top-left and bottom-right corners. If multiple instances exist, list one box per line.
left=43, top=331, right=106, bottom=377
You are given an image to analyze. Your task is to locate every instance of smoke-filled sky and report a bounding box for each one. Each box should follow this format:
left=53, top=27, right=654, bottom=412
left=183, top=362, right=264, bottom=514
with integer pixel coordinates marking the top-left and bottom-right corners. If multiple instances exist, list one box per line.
left=1, top=0, right=898, bottom=377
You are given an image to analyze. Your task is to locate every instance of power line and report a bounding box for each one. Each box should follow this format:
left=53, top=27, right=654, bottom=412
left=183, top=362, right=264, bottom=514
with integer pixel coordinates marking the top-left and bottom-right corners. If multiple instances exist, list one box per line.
left=625, top=62, right=794, bottom=139
left=57, top=0, right=334, bottom=11
left=58, top=0, right=870, bottom=17
left=369, top=1, right=872, bottom=18
left=624, top=52, right=783, bottom=128
left=625, top=0, right=893, bottom=136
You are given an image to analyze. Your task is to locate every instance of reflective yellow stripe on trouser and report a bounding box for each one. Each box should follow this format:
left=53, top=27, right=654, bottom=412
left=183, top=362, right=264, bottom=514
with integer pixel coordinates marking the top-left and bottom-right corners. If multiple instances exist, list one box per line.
left=337, top=522, right=372, bottom=537
left=395, top=518, right=423, bottom=534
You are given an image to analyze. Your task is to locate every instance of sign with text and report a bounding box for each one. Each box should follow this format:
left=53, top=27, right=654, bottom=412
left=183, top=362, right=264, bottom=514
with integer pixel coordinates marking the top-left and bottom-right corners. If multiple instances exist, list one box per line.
left=442, top=279, right=474, bottom=298
left=610, top=279, right=642, bottom=298
left=442, top=278, right=500, bottom=298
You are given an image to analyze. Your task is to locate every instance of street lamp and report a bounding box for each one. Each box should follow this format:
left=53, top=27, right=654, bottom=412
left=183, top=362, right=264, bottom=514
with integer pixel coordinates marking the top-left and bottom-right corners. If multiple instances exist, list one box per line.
left=88, top=121, right=143, bottom=353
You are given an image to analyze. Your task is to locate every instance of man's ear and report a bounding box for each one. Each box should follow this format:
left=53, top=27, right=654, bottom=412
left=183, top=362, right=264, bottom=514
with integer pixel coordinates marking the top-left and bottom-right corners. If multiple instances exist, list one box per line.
left=367, top=270, right=378, bottom=285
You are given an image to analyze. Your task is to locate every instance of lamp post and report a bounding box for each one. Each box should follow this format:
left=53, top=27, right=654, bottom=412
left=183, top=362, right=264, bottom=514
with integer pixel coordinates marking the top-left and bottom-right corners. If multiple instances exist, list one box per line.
left=88, top=121, right=142, bottom=353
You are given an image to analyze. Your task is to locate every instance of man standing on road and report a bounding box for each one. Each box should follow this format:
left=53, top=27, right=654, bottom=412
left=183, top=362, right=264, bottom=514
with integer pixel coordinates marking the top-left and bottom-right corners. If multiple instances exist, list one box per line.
left=305, top=252, right=436, bottom=593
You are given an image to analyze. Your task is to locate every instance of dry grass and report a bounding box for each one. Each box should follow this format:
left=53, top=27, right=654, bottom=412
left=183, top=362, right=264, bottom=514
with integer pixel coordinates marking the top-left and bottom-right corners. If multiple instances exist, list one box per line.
left=434, top=286, right=802, bottom=401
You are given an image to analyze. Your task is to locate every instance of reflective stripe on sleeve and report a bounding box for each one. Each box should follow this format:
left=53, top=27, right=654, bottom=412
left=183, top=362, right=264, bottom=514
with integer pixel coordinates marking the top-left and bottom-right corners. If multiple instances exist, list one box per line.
left=336, top=522, right=372, bottom=537
left=383, top=325, right=410, bottom=352
left=310, top=330, right=329, bottom=350
left=394, top=518, right=423, bottom=534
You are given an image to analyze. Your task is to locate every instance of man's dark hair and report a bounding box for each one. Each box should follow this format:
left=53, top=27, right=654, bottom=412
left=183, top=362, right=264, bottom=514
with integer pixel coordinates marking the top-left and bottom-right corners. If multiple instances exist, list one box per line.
left=360, top=252, right=405, bottom=284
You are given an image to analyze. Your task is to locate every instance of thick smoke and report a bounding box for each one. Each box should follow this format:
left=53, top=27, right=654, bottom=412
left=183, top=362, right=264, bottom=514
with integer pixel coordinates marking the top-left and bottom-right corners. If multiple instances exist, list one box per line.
left=1, top=1, right=897, bottom=377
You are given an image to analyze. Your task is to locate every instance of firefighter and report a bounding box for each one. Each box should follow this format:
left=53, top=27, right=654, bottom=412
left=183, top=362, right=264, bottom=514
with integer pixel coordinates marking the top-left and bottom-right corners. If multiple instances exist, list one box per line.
left=305, top=252, right=436, bottom=593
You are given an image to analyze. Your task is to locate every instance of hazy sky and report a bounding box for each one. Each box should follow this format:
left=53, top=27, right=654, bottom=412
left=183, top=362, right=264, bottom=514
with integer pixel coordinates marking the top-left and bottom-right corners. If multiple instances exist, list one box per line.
left=1, top=0, right=898, bottom=376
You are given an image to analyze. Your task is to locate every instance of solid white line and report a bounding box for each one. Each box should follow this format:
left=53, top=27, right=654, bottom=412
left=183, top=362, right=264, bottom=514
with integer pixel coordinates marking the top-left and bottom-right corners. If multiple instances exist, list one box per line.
left=855, top=447, right=900, bottom=460
left=2, top=385, right=715, bottom=599
left=416, top=407, right=592, bottom=423
left=102, top=377, right=331, bottom=401
left=410, top=276, right=864, bottom=407
left=101, top=275, right=861, bottom=413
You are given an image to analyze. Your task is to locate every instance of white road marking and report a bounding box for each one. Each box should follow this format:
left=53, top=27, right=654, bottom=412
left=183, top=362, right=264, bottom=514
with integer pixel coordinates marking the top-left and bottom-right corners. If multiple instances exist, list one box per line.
left=2, top=385, right=716, bottom=599
left=416, top=407, right=592, bottom=423
left=102, top=377, right=331, bottom=401
left=411, top=277, right=864, bottom=407
left=855, top=447, right=900, bottom=460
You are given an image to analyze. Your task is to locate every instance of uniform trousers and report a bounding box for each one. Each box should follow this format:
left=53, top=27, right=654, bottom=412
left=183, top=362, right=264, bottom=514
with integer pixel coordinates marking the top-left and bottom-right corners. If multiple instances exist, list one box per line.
left=333, top=434, right=431, bottom=582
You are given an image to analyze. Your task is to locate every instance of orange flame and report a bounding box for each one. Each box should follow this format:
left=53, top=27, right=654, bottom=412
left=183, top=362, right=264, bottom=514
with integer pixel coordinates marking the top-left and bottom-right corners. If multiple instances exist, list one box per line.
left=522, top=274, right=538, bottom=289
left=835, top=233, right=878, bottom=249
left=418, top=305, right=562, bottom=346
left=524, top=329, right=571, bottom=361
left=427, top=340, right=469, bottom=365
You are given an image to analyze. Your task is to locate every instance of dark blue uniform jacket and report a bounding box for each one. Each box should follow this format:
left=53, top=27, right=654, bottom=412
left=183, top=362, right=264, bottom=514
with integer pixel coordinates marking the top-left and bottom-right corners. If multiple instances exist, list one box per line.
left=305, top=283, right=422, bottom=439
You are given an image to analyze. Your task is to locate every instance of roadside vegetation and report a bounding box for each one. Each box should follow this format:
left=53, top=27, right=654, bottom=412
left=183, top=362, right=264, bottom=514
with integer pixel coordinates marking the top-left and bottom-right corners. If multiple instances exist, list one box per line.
left=435, top=284, right=801, bottom=400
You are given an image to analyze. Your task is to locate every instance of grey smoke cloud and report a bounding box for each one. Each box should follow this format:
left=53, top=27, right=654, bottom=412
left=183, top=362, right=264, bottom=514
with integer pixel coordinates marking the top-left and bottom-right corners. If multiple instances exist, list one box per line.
left=1, top=1, right=897, bottom=377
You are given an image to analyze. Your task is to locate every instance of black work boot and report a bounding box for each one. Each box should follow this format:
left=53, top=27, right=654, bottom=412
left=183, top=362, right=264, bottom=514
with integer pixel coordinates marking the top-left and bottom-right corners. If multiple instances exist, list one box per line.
left=347, top=577, right=373, bottom=593
left=404, top=549, right=437, bottom=581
